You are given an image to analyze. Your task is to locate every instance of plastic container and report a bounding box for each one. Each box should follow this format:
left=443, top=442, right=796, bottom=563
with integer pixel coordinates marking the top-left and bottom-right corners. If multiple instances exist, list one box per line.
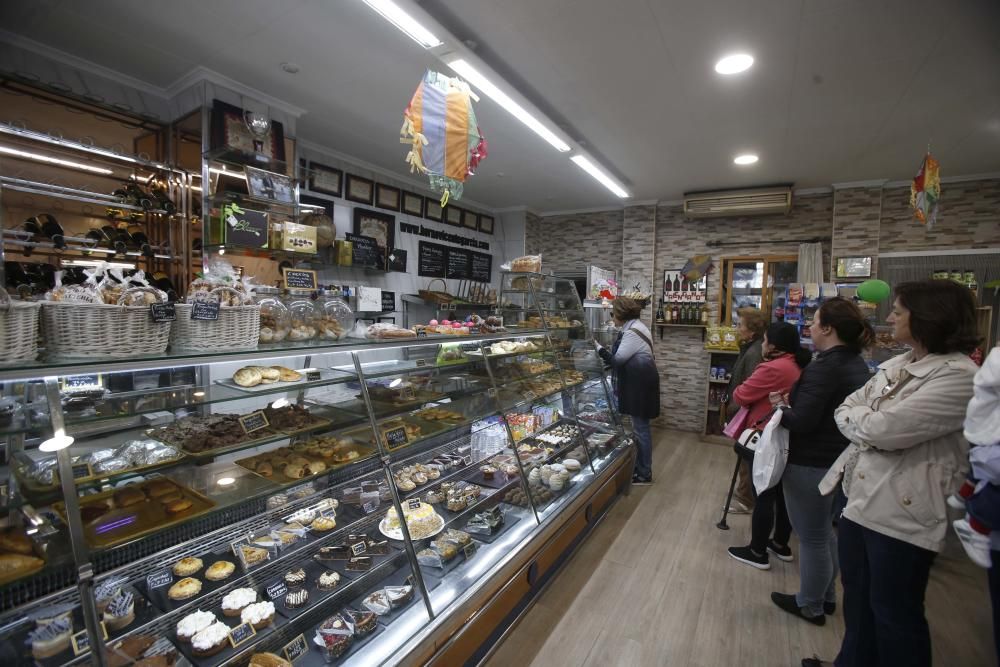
left=283, top=288, right=319, bottom=341
left=316, top=289, right=354, bottom=340
left=256, top=286, right=291, bottom=344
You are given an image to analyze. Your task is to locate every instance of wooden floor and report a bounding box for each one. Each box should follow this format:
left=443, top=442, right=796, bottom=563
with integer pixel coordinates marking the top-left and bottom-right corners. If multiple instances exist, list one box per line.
left=485, top=429, right=994, bottom=667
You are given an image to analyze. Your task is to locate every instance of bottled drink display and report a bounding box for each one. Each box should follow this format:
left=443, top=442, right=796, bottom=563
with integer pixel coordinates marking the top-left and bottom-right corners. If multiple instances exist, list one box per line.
left=662, top=272, right=708, bottom=326
left=655, top=300, right=665, bottom=323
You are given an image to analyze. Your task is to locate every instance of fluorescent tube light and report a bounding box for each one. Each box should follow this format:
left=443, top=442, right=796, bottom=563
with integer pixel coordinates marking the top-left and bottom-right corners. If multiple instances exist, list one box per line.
left=362, top=0, right=442, bottom=48
left=62, top=259, right=136, bottom=270
left=449, top=59, right=571, bottom=152
left=209, top=167, right=247, bottom=180
left=0, top=145, right=113, bottom=175
left=570, top=155, right=629, bottom=198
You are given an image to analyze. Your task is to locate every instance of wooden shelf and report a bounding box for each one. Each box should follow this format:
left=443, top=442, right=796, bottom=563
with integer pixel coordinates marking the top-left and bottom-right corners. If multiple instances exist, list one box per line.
left=708, top=378, right=729, bottom=385
left=655, top=322, right=708, bottom=340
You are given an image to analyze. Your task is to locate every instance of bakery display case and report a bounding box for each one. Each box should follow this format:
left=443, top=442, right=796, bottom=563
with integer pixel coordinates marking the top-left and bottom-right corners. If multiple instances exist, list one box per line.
left=0, top=275, right=632, bottom=666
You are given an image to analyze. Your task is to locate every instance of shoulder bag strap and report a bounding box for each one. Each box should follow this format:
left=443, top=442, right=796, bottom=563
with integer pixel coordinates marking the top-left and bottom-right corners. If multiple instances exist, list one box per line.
left=630, top=328, right=655, bottom=358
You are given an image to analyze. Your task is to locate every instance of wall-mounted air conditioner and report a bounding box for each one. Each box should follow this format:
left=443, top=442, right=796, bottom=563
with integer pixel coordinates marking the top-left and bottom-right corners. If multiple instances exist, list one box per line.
left=683, top=186, right=793, bottom=218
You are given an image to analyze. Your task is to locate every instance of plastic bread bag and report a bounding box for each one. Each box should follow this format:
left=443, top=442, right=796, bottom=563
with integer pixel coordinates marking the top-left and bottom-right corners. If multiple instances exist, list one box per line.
left=44, top=269, right=102, bottom=304
left=26, top=456, right=59, bottom=485
left=119, top=270, right=167, bottom=306
left=365, top=322, right=416, bottom=339
left=187, top=257, right=251, bottom=305
left=501, top=254, right=542, bottom=273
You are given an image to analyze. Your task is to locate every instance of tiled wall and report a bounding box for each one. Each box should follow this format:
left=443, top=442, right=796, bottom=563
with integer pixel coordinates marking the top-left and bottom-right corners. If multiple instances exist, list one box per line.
left=622, top=204, right=657, bottom=321
left=531, top=209, right=624, bottom=276
left=832, top=187, right=883, bottom=277
left=879, top=180, right=1000, bottom=252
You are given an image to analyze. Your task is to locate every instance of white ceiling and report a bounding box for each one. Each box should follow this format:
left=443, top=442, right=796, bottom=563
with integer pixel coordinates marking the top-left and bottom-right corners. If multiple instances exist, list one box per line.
left=1, top=0, right=999, bottom=212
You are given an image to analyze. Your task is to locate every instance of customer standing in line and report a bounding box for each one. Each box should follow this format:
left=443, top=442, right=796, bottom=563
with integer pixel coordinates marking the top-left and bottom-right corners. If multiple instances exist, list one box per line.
left=803, top=280, right=980, bottom=667
left=727, top=322, right=810, bottom=569
left=596, top=297, right=660, bottom=485
left=767, top=298, right=873, bottom=626
left=722, top=307, right=767, bottom=513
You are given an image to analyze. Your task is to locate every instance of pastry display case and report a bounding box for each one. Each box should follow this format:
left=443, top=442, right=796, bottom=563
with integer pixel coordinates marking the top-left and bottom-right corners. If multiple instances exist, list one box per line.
left=0, top=273, right=632, bottom=667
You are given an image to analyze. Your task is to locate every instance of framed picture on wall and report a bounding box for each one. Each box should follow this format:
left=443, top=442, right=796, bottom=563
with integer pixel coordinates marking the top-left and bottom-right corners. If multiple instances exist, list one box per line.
left=835, top=256, right=872, bottom=279
left=307, top=162, right=343, bottom=197
left=375, top=183, right=401, bottom=211
left=245, top=166, right=295, bottom=204
left=445, top=205, right=463, bottom=227
left=424, top=198, right=443, bottom=222
left=478, top=214, right=494, bottom=234
left=402, top=191, right=424, bottom=216
left=461, top=210, right=479, bottom=230
left=352, top=208, right=395, bottom=255
left=210, top=99, right=286, bottom=161
left=345, top=173, right=375, bottom=205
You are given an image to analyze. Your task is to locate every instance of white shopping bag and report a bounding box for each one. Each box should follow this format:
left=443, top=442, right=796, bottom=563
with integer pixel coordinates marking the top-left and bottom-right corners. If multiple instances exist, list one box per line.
left=752, top=410, right=790, bottom=495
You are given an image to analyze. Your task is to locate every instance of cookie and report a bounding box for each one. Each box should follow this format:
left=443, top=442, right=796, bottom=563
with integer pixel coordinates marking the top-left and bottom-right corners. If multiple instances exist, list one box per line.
left=233, top=367, right=263, bottom=388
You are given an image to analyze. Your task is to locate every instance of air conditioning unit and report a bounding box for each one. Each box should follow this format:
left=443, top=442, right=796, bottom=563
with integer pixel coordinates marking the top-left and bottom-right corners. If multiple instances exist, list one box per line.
left=683, top=186, right=793, bottom=218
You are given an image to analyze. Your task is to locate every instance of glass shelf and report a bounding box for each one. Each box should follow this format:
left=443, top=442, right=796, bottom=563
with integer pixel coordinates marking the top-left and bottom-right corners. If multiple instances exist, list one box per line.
left=203, top=146, right=289, bottom=175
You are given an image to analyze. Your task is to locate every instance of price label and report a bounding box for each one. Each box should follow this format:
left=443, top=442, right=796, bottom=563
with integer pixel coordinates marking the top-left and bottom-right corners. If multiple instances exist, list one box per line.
left=239, top=411, right=270, bottom=435
left=146, top=569, right=173, bottom=591
left=283, top=634, right=309, bottom=663
left=383, top=426, right=408, bottom=448
left=447, top=303, right=457, bottom=311
left=62, top=374, right=102, bottom=392
left=487, top=388, right=498, bottom=398
left=228, top=622, right=257, bottom=649
left=416, top=329, right=427, bottom=337
left=362, top=500, right=378, bottom=514
left=282, top=267, right=318, bottom=290
left=190, top=300, right=220, bottom=321
left=351, top=541, right=368, bottom=556
left=463, top=455, right=473, bottom=466
left=407, top=498, right=422, bottom=511
left=71, top=462, right=94, bottom=481
left=463, top=542, right=477, bottom=560
left=149, top=303, right=176, bottom=322
left=415, top=359, right=427, bottom=368
left=400, top=386, right=415, bottom=401
left=71, top=629, right=90, bottom=656
left=266, top=581, right=288, bottom=601
left=306, top=370, right=322, bottom=381
left=230, top=537, right=250, bottom=561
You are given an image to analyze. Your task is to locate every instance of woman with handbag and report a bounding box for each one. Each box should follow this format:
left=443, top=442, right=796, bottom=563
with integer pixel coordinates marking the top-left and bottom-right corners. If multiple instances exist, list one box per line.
left=728, top=322, right=811, bottom=569
left=804, top=280, right=980, bottom=667
left=723, top=307, right=767, bottom=513
left=767, top=298, right=873, bottom=626
left=596, top=297, right=660, bottom=485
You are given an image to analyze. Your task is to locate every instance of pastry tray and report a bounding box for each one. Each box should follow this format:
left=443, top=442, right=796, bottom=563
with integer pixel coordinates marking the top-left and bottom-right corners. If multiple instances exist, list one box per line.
left=146, top=415, right=333, bottom=460
left=348, top=564, right=438, bottom=627
left=52, top=477, right=216, bottom=549
left=295, top=620, right=385, bottom=667
left=459, top=505, right=521, bottom=544
left=235, top=441, right=375, bottom=486
left=138, top=551, right=247, bottom=614
left=214, top=368, right=346, bottom=394
left=13, top=451, right=187, bottom=496
left=173, top=592, right=289, bottom=667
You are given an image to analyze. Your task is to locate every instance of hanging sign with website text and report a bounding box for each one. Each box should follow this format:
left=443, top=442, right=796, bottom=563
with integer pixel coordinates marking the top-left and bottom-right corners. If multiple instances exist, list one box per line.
left=418, top=241, right=447, bottom=278
left=346, top=233, right=384, bottom=269
left=282, top=267, right=317, bottom=290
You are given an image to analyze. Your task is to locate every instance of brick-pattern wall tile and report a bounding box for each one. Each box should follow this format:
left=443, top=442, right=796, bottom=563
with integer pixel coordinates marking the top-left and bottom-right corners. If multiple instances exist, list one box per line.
left=832, top=187, right=882, bottom=277
left=879, top=180, right=1000, bottom=252
left=525, top=211, right=542, bottom=256
left=622, top=204, right=657, bottom=321
left=532, top=210, right=624, bottom=276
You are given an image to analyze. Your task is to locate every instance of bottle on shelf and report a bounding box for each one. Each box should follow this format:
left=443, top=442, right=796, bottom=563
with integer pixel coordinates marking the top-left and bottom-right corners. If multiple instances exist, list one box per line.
left=655, top=299, right=665, bottom=323
left=119, top=222, right=154, bottom=257
left=150, top=184, right=177, bottom=215
left=664, top=302, right=673, bottom=324
left=88, top=225, right=128, bottom=255
left=700, top=303, right=709, bottom=326
left=672, top=302, right=680, bottom=324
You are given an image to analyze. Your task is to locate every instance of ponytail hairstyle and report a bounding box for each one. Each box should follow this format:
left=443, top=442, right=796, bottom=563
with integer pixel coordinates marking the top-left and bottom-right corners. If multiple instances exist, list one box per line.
left=816, top=297, right=875, bottom=354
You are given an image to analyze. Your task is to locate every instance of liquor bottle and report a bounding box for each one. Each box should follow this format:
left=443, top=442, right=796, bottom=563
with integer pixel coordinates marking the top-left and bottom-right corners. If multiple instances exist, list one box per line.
left=119, top=223, right=154, bottom=257
left=682, top=304, right=691, bottom=324
left=665, top=302, right=673, bottom=324
left=700, top=303, right=709, bottom=326
left=94, top=225, right=128, bottom=255
left=655, top=299, right=665, bottom=323
left=150, top=185, right=177, bottom=215
left=672, top=302, right=680, bottom=323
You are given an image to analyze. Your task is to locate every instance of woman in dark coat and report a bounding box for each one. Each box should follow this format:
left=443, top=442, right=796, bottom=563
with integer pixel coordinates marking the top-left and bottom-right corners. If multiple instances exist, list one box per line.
left=597, top=298, right=660, bottom=484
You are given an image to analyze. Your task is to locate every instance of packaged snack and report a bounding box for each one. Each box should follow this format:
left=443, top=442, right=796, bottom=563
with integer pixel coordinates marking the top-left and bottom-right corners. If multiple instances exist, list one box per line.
left=504, top=254, right=542, bottom=273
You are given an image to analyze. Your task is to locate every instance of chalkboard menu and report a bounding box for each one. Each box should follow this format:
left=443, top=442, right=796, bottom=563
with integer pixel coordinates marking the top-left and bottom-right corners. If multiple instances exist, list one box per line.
left=418, top=241, right=446, bottom=278
left=282, top=267, right=317, bottom=289
left=446, top=247, right=472, bottom=280
left=382, top=291, right=396, bottom=312
left=347, top=233, right=383, bottom=269
left=471, top=251, right=492, bottom=282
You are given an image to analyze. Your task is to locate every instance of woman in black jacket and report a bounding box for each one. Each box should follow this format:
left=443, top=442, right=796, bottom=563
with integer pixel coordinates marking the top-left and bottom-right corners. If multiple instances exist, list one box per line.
left=769, top=297, right=874, bottom=625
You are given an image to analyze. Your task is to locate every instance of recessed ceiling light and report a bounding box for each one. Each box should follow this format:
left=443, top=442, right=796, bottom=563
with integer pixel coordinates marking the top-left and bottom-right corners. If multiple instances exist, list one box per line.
left=281, top=62, right=300, bottom=74
left=734, top=154, right=759, bottom=165
left=715, top=53, right=754, bottom=75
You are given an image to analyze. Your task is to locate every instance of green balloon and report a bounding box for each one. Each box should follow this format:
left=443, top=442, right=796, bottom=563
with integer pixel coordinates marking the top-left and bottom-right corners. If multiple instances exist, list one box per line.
left=857, top=279, right=891, bottom=303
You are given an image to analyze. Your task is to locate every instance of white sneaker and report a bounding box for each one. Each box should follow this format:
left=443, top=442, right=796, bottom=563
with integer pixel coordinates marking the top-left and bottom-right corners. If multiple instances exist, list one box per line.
left=947, top=494, right=967, bottom=511
left=725, top=499, right=751, bottom=515
left=953, top=518, right=992, bottom=568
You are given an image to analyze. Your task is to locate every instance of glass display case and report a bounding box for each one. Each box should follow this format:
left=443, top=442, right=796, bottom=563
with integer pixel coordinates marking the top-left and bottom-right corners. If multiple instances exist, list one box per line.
left=0, top=275, right=630, bottom=667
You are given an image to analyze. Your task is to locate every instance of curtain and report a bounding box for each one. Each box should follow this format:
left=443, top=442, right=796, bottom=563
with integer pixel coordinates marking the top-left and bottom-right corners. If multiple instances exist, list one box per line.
left=797, top=243, right=824, bottom=283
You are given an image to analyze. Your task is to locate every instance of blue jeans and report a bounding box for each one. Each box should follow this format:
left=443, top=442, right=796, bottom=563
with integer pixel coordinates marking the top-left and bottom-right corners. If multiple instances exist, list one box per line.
left=836, top=516, right=935, bottom=667
left=783, top=463, right=837, bottom=617
left=631, top=415, right=652, bottom=478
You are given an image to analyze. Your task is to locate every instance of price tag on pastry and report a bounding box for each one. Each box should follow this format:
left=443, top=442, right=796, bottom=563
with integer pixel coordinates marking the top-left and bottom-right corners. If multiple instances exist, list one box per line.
left=362, top=500, right=378, bottom=514
left=71, top=629, right=90, bottom=655
left=463, top=542, right=477, bottom=560
left=399, top=386, right=415, bottom=401
left=149, top=302, right=176, bottom=322
left=71, top=462, right=94, bottom=480
left=239, top=411, right=270, bottom=435
left=146, top=569, right=173, bottom=590
left=351, top=541, right=367, bottom=556
left=415, top=358, right=427, bottom=368
left=228, top=622, right=257, bottom=648
left=283, top=634, right=309, bottom=663
left=282, top=267, right=317, bottom=290
left=305, top=370, right=322, bottom=381
left=382, top=426, right=408, bottom=447
left=62, top=373, right=103, bottom=393
left=407, top=498, right=422, bottom=511
left=190, top=300, right=220, bottom=321
left=266, top=581, right=288, bottom=601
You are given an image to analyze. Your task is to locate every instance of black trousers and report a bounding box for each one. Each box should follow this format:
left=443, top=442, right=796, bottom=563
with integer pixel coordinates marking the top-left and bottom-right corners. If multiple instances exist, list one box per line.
left=991, top=551, right=1000, bottom=666
left=835, top=516, right=936, bottom=667
left=749, top=481, right=791, bottom=554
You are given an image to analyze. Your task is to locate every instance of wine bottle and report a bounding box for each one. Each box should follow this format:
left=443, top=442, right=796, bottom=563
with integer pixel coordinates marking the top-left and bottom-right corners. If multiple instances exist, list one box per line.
left=150, top=185, right=177, bottom=215
left=97, top=225, right=128, bottom=255
left=124, top=223, right=154, bottom=257
left=655, top=299, right=665, bottom=323
left=700, top=303, right=709, bottom=326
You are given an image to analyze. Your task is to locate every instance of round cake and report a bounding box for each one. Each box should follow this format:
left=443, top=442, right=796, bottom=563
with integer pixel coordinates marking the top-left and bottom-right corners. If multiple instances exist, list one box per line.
left=382, top=502, right=444, bottom=539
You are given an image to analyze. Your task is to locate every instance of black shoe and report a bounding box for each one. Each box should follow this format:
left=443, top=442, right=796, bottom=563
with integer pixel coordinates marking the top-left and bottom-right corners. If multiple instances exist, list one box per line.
left=728, top=545, right=770, bottom=570
left=767, top=540, right=794, bottom=562
left=771, top=592, right=825, bottom=626
left=632, top=473, right=652, bottom=485
left=824, top=601, right=836, bottom=615
left=802, top=657, right=833, bottom=667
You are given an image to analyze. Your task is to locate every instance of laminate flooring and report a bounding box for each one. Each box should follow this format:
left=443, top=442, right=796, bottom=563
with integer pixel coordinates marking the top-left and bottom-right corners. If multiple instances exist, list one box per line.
left=485, top=429, right=994, bottom=667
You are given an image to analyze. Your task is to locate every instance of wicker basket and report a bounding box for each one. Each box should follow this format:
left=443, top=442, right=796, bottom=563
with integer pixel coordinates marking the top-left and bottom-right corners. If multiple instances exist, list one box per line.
left=41, top=287, right=171, bottom=359
left=170, top=286, right=260, bottom=351
left=418, top=278, right=453, bottom=305
left=0, top=288, right=40, bottom=364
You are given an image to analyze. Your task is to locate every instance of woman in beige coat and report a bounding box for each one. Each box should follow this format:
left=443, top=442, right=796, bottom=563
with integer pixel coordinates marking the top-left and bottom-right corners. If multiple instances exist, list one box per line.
left=804, top=280, right=980, bottom=667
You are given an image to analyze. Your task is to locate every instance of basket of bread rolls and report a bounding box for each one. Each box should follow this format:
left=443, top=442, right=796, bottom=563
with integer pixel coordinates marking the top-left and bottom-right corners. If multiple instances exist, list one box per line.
left=40, top=265, right=172, bottom=359
left=171, top=285, right=260, bottom=351
left=0, top=286, right=40, bottom=364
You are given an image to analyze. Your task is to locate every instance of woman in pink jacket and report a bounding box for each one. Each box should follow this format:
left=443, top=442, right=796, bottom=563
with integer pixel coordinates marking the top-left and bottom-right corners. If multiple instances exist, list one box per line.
left=728, top=322, right=811, bottom=570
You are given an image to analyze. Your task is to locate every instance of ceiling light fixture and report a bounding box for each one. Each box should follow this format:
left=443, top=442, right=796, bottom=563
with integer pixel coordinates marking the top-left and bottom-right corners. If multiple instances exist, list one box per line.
left=39, top=429, right=74, bottom=452
left=733, top=153, right=759, bottom=165
left=62, top=259, right=136, bottom=270
left=280, top=62, right=300, bottom=74
left=449, top=59, right=571, bottom=152
left=570, top=155, right=630, bottom=198
left=362, top=0, right=442, bottom=48
left=0, top=145, right=113, bottom=175
left=715, top=53, right=754, bottom=75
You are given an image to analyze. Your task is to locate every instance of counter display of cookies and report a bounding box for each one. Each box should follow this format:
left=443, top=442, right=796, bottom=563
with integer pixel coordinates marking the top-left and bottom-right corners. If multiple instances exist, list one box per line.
left=237, top=436, right=374, bottom=485
left=52, top=477, right=216, bottom=549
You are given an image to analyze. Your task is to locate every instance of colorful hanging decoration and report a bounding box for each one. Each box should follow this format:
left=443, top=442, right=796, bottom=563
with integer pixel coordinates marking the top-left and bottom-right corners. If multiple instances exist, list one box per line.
left=401, top=70, right=488, bottom=207
left=910, top=151, right=940, bottom=228
left=681, top=255, right=713, bottom=282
